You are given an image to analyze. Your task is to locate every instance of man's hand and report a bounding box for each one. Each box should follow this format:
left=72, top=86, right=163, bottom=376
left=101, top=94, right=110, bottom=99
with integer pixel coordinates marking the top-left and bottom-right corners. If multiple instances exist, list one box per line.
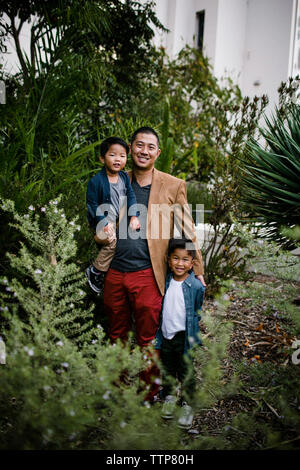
left=129, top=216, right=141, bottom=231
left=197, top=274, right=207, bottom=287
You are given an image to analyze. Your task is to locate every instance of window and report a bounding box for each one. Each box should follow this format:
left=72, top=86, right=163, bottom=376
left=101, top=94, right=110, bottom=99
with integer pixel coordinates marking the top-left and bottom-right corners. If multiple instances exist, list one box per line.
left=196, top=10, right=205, bottom=53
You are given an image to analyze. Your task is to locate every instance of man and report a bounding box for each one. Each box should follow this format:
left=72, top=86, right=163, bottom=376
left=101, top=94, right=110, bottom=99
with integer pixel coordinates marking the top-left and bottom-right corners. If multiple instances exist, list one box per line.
left=103, top=126, right=205, bottom=400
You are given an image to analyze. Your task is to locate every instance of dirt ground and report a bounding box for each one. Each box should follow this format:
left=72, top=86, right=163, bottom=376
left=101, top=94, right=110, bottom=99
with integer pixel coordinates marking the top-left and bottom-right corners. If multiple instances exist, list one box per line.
left=189, top=273, right=300, bottom=449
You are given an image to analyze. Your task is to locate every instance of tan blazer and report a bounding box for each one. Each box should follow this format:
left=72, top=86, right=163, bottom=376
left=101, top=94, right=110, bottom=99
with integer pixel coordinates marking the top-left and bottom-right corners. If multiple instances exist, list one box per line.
left=128, top=169, right=204, bottom=296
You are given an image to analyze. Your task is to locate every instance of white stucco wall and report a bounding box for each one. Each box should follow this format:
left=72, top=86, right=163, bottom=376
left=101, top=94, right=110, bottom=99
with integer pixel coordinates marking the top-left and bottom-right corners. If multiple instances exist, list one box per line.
left=171, top=0, right=197, bottom=56
left=151, top=0, right=297, bottom=109
left=151, top=0, right=169, bottom=49
left=194, top=0, right=219, bottom=69
left=242, top=0, right=295, bottom=107
left=289, top=0, right=299, bottom=77
left=151, top=0, right=198, bottom=57
left=214, top=0, right=248, bottom=85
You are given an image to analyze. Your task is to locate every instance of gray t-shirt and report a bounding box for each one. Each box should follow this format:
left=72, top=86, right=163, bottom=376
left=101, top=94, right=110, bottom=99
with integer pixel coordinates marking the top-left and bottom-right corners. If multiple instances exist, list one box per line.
left=110, top=178, right=152, bottom=272
left=108, top=177, right=127, bottom=221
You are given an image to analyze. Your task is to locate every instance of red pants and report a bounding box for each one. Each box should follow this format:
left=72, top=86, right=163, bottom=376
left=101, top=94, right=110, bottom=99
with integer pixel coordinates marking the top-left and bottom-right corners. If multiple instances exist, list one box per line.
left=103, top=268, right=162, bottom=348
left=103, top=267, right=163, bottom=400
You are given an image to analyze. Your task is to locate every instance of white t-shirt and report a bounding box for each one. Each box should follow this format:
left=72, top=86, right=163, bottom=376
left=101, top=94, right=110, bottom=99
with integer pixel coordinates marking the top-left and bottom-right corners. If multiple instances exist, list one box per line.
left=161, top=278, right=186, bottom=340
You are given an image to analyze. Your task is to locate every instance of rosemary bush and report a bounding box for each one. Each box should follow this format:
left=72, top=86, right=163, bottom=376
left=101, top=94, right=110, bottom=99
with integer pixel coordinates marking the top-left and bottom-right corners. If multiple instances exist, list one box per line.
left=0, top=196, right=236, bottom=450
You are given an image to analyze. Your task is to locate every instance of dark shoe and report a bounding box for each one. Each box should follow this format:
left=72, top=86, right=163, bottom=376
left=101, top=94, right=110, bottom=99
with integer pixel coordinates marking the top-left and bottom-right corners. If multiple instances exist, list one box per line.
left=85, top=266, right=105, bottom=294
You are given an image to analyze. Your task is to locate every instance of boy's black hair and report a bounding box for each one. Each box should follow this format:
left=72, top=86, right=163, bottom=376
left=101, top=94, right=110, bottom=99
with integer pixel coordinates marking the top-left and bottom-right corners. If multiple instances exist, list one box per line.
left=100, top=136, right=129, bottom=158
left=130, top=126, right=160, bottom=147
left=168, top=238, right=196, bottom=259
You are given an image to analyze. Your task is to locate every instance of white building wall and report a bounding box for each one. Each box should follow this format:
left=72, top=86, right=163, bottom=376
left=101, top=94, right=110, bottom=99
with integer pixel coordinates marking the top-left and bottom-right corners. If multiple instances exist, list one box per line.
left=194, top=0, right=219, bottom=69
left=242, top=0, right=295, bottom=107
left=213, top=0, right=248, bottom=85
left=151, top=0, right=169, bottom=50
left=170, top=0, right=197, bottom=56
left=152, top=0, right=197, bottom=57
left=289, top=0, right=299, bottom=77
left=151, top=0, right=297, bottom=109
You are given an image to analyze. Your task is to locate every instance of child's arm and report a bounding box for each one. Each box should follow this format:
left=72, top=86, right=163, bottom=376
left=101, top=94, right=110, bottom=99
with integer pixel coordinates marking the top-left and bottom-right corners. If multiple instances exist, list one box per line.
left=87, top=174, right=116, bottom=243
left=86, top=178, right=99, bottom=229
left=195, top=283, right=205, bottom=315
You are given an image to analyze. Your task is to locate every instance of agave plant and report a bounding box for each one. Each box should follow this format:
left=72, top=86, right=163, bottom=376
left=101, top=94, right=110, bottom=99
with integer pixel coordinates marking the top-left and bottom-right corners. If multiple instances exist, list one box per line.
left=241, top=103, right=300, bottom=245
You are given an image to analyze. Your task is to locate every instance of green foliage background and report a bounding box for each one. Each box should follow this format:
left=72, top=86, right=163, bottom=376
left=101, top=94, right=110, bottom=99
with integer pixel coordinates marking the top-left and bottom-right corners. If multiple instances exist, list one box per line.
left=0, top=0, right=300, bottom=451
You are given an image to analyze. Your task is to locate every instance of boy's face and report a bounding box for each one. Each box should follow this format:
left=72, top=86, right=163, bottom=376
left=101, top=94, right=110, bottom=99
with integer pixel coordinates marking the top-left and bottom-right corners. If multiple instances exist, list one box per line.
left=168, top=248, right=194, bottom=281
left=100, top=144, right=127, bottom=175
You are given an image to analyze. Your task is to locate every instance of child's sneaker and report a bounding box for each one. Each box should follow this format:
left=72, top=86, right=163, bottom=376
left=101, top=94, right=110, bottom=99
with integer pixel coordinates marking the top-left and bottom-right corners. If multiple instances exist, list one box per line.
left=85, top=266, right=105, bottom=294
left=161, top=395, right=176, bottom=419
left=177, top=402, right=194, bottom=429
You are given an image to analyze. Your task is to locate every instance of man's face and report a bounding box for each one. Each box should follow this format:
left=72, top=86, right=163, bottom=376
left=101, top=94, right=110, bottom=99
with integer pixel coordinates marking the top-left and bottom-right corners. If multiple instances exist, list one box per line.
left=130, top=132, right=161, bottom=171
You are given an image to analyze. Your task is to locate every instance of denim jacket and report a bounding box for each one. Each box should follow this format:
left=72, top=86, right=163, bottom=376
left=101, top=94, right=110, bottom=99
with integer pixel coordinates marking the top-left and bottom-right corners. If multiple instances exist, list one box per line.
left=155, top=271, right=205, bottom=354
left=86, top=167, right=138, bottom=229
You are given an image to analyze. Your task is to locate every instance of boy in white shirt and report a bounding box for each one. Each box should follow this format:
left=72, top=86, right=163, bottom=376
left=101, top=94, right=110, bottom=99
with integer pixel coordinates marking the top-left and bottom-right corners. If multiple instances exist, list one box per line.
left=155, top=238, right=205, bottom=429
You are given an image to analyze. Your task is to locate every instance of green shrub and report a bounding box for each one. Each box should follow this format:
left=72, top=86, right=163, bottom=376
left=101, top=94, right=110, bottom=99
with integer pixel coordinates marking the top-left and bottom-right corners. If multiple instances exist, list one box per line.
left=0, top=195, right=237, bottom=450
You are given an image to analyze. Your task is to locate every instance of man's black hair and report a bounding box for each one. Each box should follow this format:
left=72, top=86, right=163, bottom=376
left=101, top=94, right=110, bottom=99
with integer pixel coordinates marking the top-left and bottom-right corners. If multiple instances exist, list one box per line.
left=100, top=136, right=129, bottom=158
left=168, top=238, right=196, bottom=259
left=130, top=126, right=160, bottom=147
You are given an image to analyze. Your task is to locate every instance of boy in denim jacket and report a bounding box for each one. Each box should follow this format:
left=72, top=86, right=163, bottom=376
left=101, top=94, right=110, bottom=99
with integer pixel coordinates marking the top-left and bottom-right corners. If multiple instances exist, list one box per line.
left=155, top=237, right=205, bottom=429
left=85, top=136, right=140, bottom=294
